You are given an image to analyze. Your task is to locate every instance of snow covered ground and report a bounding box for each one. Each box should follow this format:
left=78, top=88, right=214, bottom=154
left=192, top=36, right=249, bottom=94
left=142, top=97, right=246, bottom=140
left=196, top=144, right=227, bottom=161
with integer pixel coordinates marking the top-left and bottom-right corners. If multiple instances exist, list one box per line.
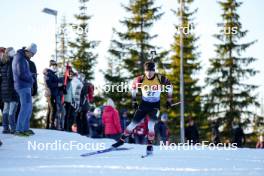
left=0, top=127, right=264, bottom=176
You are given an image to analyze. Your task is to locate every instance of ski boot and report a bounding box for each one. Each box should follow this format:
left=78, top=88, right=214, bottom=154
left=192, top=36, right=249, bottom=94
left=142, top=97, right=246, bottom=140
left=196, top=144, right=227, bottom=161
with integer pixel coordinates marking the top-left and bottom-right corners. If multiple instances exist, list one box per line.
left=146, top=145, right=153, bottom=156
left=112, top=138, right=125, bottom=148
left=112, top=134, right=128, bottom=148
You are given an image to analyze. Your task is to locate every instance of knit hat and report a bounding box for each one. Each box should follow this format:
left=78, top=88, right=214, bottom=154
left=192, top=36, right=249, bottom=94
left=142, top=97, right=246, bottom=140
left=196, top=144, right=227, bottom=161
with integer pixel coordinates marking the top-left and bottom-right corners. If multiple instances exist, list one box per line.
left=104, top=98, right=116, bottom=108
left=94, top=108, right=101, bottom=116
left=49, top=59, right=57, bottom=66
left=25, top=43, right=37, bottom=55
left=5, top=47, right=15, bottom=57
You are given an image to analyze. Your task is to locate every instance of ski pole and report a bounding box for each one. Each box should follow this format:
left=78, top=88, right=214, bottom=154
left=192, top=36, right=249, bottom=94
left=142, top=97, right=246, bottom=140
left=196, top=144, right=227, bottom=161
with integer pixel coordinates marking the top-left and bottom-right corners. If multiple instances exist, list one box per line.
left=171, top=101, right=182, bottom=106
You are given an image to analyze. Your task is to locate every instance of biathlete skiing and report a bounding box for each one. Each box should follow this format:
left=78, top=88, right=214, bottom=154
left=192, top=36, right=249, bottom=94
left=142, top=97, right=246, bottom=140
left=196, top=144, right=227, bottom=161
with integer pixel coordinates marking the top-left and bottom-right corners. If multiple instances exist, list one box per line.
left=112, top=60, right=174, bottom=156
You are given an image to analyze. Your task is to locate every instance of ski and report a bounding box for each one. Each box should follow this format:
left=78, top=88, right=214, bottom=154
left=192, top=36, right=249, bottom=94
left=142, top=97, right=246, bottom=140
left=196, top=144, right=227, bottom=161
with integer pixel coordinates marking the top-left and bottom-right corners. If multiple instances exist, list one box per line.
left=81, top=147, right=132, bottom=157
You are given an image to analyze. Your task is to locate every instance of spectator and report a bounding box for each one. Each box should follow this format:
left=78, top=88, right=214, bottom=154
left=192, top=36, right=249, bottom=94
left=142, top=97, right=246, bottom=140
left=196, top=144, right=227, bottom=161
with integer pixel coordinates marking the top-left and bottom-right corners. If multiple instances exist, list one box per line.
left=185, top=117, right=199, bottom=144
left=256, top=135, right=264, bottom=149
left=133, top=116, right=149, bottom=144
left=27, top=53, right=38, bottom=96
left=0, top=47, right=18, bottom=134
left=15, top=46, right=38, bottom=127
left=88, top=107, right=103, bottom=138
left=0, top=47, right=6, bottom=112
left=56, top=76, right=65, bottom=130
left=155, top=113, right=170, bottom=144
left=102, top=98, right=122, bottom=141
left=12, top=43, right=37, bottom=136
left=211, top=120, right=221, bottom=144
left=231, top=120, right=245, bottom=148
left=70, top=72, right=83, bottom=132
left=77, top=75, right=92, bottom=135
left=43, top=60, right=62, bottom=129
left=120, top=109, right=130, bottom=132
left=71, top=123, right=78, bottom=133
left=63, top=70, right=75, bottom=131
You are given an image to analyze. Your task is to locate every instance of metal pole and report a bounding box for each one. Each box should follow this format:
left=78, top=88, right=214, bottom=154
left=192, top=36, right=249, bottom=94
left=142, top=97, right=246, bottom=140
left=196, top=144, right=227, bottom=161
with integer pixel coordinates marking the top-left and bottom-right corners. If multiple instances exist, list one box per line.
left=55, top=15, right=58, bottom=62
left=42, top=8, right=58, bottom=62
left=180, top=0, right=185, bottom=143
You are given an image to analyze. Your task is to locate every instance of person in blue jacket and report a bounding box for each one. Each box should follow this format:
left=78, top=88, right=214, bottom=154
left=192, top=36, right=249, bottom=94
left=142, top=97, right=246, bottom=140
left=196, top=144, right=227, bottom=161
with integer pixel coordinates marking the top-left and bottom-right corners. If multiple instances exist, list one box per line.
left=12, top=43, right=37, bottom=136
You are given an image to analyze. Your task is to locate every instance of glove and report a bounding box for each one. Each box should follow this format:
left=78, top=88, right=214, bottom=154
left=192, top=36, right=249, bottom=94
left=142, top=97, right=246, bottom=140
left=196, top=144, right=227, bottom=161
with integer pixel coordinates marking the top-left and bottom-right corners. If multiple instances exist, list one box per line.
left=63, top=85, right=67, bottom=94
left=166, top=101, right=172, bottom=109
left=132, top=100, right=138, bottom=110
left=58, top=82, right=63, bottom=87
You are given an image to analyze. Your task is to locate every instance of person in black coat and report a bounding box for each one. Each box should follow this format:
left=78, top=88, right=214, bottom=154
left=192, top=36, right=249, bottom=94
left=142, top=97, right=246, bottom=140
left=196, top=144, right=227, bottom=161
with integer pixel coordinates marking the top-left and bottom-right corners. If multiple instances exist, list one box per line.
left=0, top=47, right=19, bottom=134
left=88, top=108, right=103, bottom=138
left=120, top=109, right=130, bottom=133
left=0, top=47, right=6, bottom=113
left=211, top=120, right=221, bottom=144
left=76, top=77, right=91, bottom=135
left=185, top=117, right=200, bottom=144
left=155, top=113, right=170, bottom=144
left=43, top=60, right=62, bottom=129
left=231, top=121, right=246, bottom=148
left=28, top=60, right=38, bottom=97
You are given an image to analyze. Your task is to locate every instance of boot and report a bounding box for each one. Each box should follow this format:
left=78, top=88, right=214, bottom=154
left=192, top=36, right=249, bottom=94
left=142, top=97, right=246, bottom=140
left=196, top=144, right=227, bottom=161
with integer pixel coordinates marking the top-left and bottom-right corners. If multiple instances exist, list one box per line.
left=146, top=145, right=153, bottom=155
left=2, top=129, right=10, bottom=134
left=112, top=135, right=128, bottom=148
left=2, top=113, right=10, bottom=133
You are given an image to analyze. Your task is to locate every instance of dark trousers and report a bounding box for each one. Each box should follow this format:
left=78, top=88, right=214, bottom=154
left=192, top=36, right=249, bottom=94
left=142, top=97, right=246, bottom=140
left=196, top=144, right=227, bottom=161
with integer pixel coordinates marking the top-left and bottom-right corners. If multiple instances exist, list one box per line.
left=76, top=110, right=89, bottom=135
left=132, top=101, right=159, bottom=123
left=64, top=102, right=75, bottom=132
left=134, top=134, right=147, bottom=144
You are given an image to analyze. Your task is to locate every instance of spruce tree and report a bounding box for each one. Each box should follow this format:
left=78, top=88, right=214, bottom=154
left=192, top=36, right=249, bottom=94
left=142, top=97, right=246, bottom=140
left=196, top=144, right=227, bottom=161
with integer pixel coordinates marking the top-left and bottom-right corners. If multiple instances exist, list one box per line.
left=69, top=0, right=99, bottom=81
left=168, top=0, right=202, bottom=141
left=104, top=0, right=166, bottom=110
left=103, top=33, right=129, bottom=109
left=31, top=94, right=45, bottom=128
left=114, top=0, right=164, bottom=77
left=205, top=0, right=259, bottom=140
left=58, top=16, right=68, bottom=67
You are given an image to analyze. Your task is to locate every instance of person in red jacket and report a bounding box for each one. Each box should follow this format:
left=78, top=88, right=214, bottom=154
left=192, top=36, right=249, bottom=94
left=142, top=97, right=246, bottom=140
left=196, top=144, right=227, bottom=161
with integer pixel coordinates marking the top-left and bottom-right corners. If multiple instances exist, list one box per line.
left=102, top=98, right=122, bottom=141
